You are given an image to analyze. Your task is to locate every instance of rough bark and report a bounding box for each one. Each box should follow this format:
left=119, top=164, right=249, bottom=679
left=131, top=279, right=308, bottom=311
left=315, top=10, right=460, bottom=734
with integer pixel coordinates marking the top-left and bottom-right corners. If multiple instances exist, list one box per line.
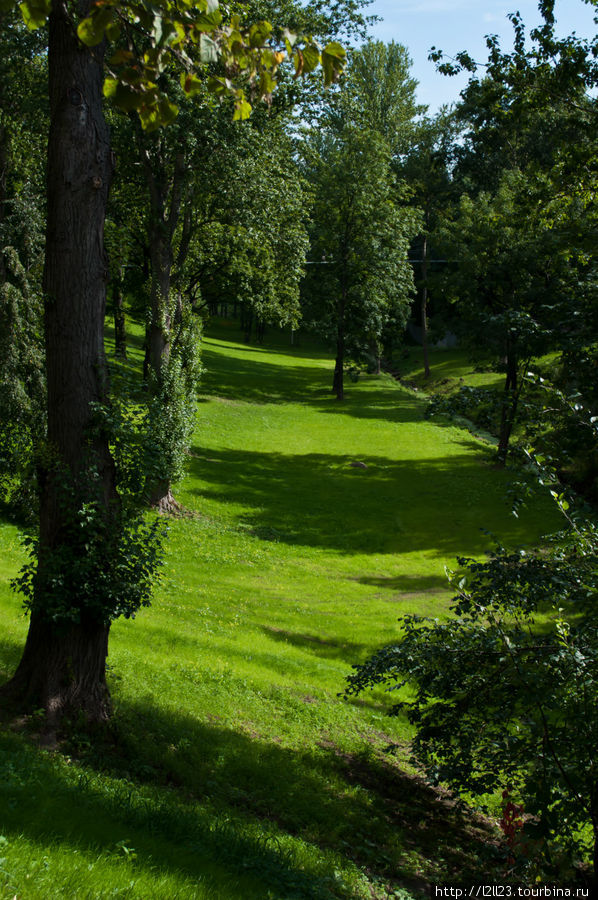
left=0, top=1, right=117, bottom=725
left=136, top=136, right=188, bottom=507
left=1, top=614, right=111, bottom=727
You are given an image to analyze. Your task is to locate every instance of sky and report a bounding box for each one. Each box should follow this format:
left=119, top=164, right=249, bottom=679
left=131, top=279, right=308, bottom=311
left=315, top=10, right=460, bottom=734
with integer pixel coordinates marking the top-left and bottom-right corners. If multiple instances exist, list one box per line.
left=363, top=0, right=598, bottom=112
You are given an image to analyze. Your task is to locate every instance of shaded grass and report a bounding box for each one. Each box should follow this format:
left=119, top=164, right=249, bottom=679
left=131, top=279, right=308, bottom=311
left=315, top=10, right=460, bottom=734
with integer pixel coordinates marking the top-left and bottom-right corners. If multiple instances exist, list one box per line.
left=0, top=322, right=560, bottom=898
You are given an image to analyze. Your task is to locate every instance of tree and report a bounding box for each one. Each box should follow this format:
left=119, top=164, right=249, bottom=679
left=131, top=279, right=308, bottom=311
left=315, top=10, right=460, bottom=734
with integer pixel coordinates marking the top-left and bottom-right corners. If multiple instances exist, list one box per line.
left=335, top=40, right=422, bottom=153
left=303, top=126, right=418, bottom=398
left=177, top=115, right=309, bottom=339
left=345, top=498, right=598, bottom=886
left=437, top=171, right=570, bottom=464
left=430, top=1, right=598, bottom=464
left=103, top=0, right=359, bottom=511
left=398, top=110, right=457, bottom=378
left=0, top=0, right=345, bottom=727
left=301, top=41, right=421, bottom=398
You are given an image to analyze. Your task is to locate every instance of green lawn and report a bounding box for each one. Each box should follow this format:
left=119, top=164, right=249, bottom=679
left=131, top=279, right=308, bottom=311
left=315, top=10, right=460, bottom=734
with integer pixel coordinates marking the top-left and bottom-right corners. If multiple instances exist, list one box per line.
left=0, top=323, right=559, bottom=899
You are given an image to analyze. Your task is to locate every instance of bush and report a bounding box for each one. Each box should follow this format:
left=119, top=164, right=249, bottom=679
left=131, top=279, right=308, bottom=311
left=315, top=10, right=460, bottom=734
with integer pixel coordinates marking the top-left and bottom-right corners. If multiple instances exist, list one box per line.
left=345, top=522, right=598, bottom=884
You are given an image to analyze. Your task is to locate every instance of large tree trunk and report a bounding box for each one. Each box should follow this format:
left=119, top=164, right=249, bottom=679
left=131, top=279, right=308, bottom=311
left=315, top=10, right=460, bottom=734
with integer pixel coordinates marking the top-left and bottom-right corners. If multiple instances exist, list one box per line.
left=0, top=1, right=117, bottom=726
left=1, top=615, right=111, bottom=727
left=148, top=223, right=172, bottom=376
left=137, top=141, right=188, bottom=509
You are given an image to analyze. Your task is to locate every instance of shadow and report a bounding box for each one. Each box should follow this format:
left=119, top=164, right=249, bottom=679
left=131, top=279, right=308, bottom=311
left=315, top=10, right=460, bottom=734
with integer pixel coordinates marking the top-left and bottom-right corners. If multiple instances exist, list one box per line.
left=205, top=325, right=334, bottom=362
left=200, top=343, right=334, bottom=405
left=0, top=634, right=26, bottom=695
left=200, top=341, right=430, bottom=426
left=354, top=573, right=451, bottom=595
left=187, top=447, right=546, bottom=557
left=0, top=690, right=502, bottom=897
left=0, top=503, right=21, bottom=527
left=261, top=626, right=369, bottom=662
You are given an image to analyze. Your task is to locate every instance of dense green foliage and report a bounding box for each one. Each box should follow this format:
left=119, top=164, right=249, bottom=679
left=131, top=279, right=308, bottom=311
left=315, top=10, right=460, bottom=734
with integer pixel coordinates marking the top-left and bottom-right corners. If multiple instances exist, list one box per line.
left=346, top=508, right=598, bottom=880
left=301, top=41, right=421, bottom=397
left=0, top=16, right=46, bottom=515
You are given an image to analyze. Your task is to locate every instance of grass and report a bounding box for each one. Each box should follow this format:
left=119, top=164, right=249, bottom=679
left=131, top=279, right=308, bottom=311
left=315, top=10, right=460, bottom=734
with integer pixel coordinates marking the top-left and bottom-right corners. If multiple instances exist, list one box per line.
left=0, top=321, right=560, bottom=898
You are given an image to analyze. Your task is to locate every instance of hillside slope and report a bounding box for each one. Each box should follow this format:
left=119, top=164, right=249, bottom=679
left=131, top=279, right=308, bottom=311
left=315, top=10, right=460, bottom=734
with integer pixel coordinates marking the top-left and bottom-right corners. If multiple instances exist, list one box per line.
left=0, top=324, right=557, bottom=899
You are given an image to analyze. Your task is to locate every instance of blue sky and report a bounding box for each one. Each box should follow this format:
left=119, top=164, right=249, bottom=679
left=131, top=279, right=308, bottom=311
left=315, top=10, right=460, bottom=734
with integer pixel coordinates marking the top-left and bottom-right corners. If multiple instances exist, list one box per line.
left=364, top=0, right=597, bottom=112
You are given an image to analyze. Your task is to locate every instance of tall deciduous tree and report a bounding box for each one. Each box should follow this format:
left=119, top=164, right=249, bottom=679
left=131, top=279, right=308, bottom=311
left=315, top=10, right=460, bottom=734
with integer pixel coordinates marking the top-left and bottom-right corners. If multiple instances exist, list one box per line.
left=301, top=41, right=421, bottom=397
left=432, top=1, right=598, bottom=463
left=303, top=126, right=419, bottom=399
left=0, top=0, right=345, bottom=727
left=398, top=111, right=457, bottom=378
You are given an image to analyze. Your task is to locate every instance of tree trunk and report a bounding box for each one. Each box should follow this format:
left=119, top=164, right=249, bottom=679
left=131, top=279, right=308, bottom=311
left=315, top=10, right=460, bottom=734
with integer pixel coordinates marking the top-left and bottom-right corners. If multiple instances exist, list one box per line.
left=1, top=613, right=111, bottom=728
left=497, top=346, right=518, bottom=466
left=333, top=327, right=345, bottom=400
left=148, top=223, right=172, bottom=376
left=113, top=269, right=127, bottom=358
left=421, top=233, right=430, bottom=379
left=0, top=1, right=117, bottom=725
left=242, top=307, right=253, bottom=343
left=135, top=139, right=188, bottom=509
left=333, top=277, right=347, bottom=401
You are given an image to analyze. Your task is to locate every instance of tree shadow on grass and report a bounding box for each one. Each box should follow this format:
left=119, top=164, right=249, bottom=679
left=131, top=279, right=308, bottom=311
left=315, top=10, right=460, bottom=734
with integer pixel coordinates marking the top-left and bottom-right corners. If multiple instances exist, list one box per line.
left=200, top=345, right=337, bottom=406
left=200, top=344, right=430, bottom=426
left=260, top=626, right=370, bottom=663
left=0, top=661, right=504, bottom=898
left=204, top=330, right=334, bottom=362
left=354, top=573, right=451, bottom=594
left=187, top=447, right=548, bottom=558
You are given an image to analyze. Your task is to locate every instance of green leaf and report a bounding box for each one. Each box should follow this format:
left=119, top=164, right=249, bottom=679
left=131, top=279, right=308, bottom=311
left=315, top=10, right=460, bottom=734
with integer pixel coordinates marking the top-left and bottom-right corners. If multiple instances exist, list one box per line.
left=199, top=33, right=218, bottom=63
left=206, top=75, right=230, bottom=96
left=302, top=43, right=320, bottom=74
left=323, top=40, right=345, bottom=59
left=233, top=97, right=252, bottom=121
left=321, top=42, right=346, bottom=86
left=282, top=27, right=297, bottom=48
left=109, top=49, right=135, bottom=66
left=248, top=20, right=272, bottom=48
left=139, top=96, right=178, bottom=131
left=103, top=77, right=119, bottom=100
left=77, top=8, right=116, bottom=46
left=181, top=72, right=204, bottom=96
left=19, top=0, right=50, bottom=29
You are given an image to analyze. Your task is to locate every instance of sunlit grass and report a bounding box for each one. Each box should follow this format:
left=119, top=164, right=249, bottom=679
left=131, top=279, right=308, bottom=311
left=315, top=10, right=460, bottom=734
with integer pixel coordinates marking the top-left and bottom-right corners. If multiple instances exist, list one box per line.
left=0, top=320, right=559, bottom=898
